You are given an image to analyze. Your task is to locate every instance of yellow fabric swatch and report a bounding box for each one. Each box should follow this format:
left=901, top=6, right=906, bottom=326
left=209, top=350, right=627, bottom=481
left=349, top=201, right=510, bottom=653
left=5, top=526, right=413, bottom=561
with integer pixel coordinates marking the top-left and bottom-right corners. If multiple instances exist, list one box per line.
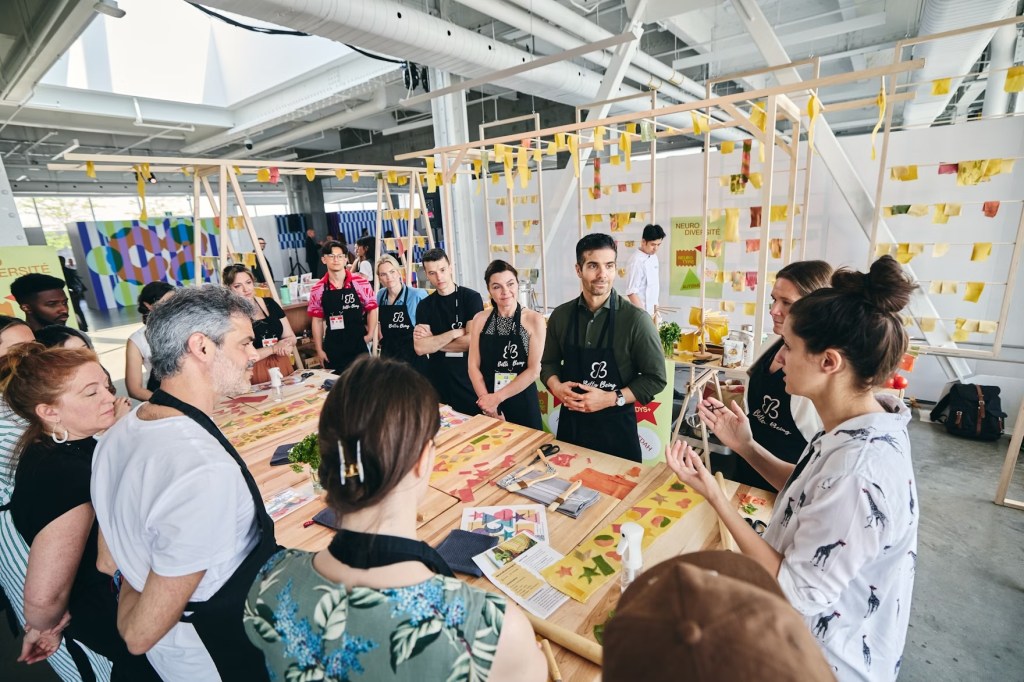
left=620, top=132, right=632, bottom=171
left=750, top=172, right=763, bottom=189
left=567, top=135, right=579, bottom=178
left=908, top=243, right=924, bottom=255
left=517, top=147, right=529, bottom=189
left=690, top=111, right=707, bottom=135
left=883, top=207, right=893, bottom=218
left=919, top=317, right=937, bottom=332
left=85, top=160, right=96, bottom=179
left=555, top=133, right=567, bottom=150
left=743, top=302, right=757, bottom=316
left=709, top=208, right=722, bottom=222
left=908, top=204, right=929, bottom=217
left=952, top=329, right=971, bottom=342
left=719, top=176, right=730, bottom=188
left=971, top=242, right=992, bottom=261
left=532, top=148, right=541, bottom=165
left=724, top=208, right=740, bottom=242
left=352, top=171, right=360, bottom=183
left=631, top=182, right=643, bottom=193
left=335, top=168, right=347, bottom=181
left=769, top=205, right=788, bottom=223
left=875, top=243, right=892, bottom=259
left=545, top=141, right=557, bottom=156
left=257, top=168, right=270, bottom=183
left=1001, top=158, right=1015, bottom=173
left=931, top=78, right=951, bottom=95
left=386, top=170, right=397, bottom=184
left=305, top=168, right=317, bottom=181
left=491, top=173, right=499, bottom=185
left=928, top=280, right=942, bottom=294
left=932, top=243, right=950, bottom=257
left=769, top=238, right=783, bottom=259
left=426, top=160, right=436, bottom=193
left=890, top=165, right=918, bottom=181
left=749, top=101, right=767, bottom=131
left=871, top=82, right=886, bottom=160
left=979, top=320, right=998, bottom=334
left=1004, top=65, right=1024, bottom=92
left=720, top=141, right=735, bottom=154
left=964, top=282, right=985, bottom=303
left=609, top=154, right=620, bottom=166
left=944, top=203, right=961, bottom=217
left=584, top=214, right=600, bottom=229
left=593, top=126, right=605, bottom=152
left=932, top=206, right=949, bottom=224
left=941, top=281, right=957, bottom=295
left=807, top=93, right=821, bottom=147
left=962, top=319, right=980, bottom=332
left=895, top=243, right=914, bottom=264
left=720, top=301, right=736, bottom=312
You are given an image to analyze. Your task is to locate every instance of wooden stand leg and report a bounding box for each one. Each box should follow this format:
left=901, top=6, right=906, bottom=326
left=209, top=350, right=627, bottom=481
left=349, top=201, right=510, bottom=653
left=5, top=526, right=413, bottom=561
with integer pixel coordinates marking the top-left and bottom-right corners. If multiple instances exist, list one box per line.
left=994, top=398, right=1024, bottom=510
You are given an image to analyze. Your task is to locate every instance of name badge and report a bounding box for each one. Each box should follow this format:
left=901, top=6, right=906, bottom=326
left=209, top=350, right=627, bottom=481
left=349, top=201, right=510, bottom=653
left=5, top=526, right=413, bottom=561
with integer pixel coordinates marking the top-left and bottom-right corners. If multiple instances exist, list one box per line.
left=263, top=336, right=279, bottom=347
left=329, top=315, right=345, bottom=331
left=494, top=372, right=517, bottom=392
left=444, top=351, right=464, bottom=358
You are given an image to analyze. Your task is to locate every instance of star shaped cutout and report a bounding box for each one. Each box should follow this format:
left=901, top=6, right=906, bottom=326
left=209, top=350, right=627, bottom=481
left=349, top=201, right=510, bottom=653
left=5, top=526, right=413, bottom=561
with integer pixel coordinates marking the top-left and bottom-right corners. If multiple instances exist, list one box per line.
left=651, top=493, right=668, bottom=504
left=557, top=566, right=573, bottom=577
left=581, top=565, right=601, bottom=584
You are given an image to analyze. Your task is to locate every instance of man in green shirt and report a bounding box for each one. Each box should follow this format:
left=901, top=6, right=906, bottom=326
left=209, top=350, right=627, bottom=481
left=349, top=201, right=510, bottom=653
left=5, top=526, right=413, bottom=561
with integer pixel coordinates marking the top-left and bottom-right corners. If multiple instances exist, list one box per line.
left=541, top=233, right=666, bottom=462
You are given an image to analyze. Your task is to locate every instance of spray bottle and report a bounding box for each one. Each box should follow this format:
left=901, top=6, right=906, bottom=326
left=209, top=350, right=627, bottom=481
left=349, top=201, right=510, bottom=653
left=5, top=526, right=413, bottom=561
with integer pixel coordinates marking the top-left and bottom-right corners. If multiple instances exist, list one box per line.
left=268, top=367, right=283, bottom=402
left=618, top=521, right=645, bottom=593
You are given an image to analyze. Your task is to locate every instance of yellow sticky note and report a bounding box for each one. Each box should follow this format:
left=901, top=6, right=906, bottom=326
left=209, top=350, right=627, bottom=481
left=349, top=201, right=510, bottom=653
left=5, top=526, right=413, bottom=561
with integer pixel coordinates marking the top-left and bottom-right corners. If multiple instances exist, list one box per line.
left=932, top=242, right=950, bottom=257
left=743, top=302, right=757, bottom=316
left=978, top=320, right=998, bottom=334
left=941, top=281, right=958, bottom=295
left=932, top=205, right=949, bottom=224
left=952, top=329, right=970, bottom=342
left=720, top=141, right=735, bottom=154
left=749, top=172, right=763, bottom=189
left=931, top=78, right=951, bottom=95
left=964, top=281, right=985, bottom=302
left=919, top=317, right=937, bottom=332
left=908, top=204, right=929, bottom=217
left=971, top=242, right=992, bottom=261
left=1004, top=65, right=1024, bottom=93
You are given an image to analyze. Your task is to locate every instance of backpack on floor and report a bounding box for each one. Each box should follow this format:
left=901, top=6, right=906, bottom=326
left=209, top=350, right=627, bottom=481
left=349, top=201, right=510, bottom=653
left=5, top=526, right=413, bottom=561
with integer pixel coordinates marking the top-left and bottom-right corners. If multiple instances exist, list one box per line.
left=929, top=383, right=1006, bottom=441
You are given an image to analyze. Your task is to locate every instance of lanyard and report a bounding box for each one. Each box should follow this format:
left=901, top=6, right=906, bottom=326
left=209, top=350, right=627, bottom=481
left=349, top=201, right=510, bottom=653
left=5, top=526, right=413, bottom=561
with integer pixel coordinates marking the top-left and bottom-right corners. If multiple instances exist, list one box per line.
left=327, top=528, right=454, bottom=576
left=447, top=285, right=461, bottom=329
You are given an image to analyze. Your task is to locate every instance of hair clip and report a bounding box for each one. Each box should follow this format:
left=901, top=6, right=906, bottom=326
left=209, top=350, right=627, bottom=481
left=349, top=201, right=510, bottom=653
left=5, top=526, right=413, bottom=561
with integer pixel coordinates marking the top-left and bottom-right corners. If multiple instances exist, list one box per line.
left=339, top=439, right=365, bottom=485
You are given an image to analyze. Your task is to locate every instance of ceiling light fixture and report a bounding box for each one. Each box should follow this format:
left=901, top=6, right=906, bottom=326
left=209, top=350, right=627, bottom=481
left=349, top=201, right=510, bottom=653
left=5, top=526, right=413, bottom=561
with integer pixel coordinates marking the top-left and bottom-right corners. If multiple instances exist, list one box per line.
left=93, top=0, right=126, bottom=19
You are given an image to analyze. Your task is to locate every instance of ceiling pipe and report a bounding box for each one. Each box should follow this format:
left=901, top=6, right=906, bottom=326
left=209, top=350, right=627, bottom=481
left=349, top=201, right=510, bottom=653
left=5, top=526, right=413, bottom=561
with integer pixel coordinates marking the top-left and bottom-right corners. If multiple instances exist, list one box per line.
left=503, top=0, right=706, bottom=99
left=901, top=0, right=1016, bottom=127
left=197, top=0, right=718, bottom=136
left=236, top=88, right=387, bottom=158
left=982, top=23, right=1019, bottom=117
left=451, top=0, right=695, bottom=106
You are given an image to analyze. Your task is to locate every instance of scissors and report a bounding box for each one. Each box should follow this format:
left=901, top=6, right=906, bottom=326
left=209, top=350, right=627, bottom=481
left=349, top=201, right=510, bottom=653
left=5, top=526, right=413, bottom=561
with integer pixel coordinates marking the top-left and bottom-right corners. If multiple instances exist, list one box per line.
left=498, top=444, right=560, bottom=489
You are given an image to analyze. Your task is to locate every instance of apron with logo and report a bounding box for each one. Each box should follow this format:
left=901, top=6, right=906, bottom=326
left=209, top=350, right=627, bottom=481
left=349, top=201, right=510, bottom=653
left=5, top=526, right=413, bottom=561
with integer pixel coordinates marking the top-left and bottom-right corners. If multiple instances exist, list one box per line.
left=479, top=305, right=541, bottom=429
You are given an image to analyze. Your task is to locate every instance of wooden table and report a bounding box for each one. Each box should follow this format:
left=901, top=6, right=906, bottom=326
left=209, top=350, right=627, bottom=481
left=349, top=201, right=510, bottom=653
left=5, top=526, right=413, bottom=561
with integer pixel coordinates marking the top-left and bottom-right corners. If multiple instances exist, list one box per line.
left=219, top=378, right=775, bottom=681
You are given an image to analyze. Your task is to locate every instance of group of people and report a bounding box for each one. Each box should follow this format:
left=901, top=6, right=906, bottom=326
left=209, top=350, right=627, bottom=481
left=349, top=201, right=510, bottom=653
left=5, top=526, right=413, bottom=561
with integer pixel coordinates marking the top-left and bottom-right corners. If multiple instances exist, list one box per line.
left=0, top=227, right=920, bottom=682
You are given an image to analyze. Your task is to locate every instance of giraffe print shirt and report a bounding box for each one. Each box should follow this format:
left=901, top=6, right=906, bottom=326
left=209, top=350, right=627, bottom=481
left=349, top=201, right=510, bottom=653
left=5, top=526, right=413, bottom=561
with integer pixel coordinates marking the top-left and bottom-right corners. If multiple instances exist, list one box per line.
left=762, top=394, right=917, bottom=682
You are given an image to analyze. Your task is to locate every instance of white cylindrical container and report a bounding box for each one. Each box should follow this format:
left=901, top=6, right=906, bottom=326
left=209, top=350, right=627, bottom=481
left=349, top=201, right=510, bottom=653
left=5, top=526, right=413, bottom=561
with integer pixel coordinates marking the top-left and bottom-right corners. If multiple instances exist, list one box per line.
left=618, top=521, right=645, bottom=592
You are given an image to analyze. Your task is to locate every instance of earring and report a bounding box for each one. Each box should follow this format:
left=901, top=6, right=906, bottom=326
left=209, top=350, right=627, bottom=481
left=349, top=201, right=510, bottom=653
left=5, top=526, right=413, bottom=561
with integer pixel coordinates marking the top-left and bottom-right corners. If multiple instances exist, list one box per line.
left=51, top=422, right=69, bottom=444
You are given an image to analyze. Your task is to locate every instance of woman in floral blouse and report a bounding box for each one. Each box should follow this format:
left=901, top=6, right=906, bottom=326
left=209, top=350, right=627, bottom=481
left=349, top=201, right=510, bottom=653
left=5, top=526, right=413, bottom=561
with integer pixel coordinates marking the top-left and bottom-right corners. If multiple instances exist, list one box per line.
left=244, top=356, right=545, bottom=681
left=667, top=256, right=919, bottom=681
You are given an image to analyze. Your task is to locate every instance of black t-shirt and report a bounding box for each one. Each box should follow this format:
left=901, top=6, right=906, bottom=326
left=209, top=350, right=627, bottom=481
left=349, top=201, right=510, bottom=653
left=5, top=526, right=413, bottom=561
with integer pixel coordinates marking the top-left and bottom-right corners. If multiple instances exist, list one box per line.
left=9, top=438, right=156, bottom=674
left=252, top=297, right=286, bottom=349
left=254, top=258, right=275, bottom=285
left=415, top=285, right=484, bottom=414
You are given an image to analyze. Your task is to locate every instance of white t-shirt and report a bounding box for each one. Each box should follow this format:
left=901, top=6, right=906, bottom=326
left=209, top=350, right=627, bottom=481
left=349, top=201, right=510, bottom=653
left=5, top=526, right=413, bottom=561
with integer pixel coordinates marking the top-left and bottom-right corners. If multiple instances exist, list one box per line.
left=357, top=259, right=373, bottom=282
left=92, top=408, right=259, bottom=680
left=128, top=326, right=152, bottom=372
left=625, top=249, right=659, bottom=314
left=762, top=395, right=917, bottom=681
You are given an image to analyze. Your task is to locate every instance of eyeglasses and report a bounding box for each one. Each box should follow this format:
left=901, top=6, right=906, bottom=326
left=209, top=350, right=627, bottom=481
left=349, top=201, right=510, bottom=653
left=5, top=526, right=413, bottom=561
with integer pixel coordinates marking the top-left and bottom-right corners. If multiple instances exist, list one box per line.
left=324, top=254, right=347, bottom=261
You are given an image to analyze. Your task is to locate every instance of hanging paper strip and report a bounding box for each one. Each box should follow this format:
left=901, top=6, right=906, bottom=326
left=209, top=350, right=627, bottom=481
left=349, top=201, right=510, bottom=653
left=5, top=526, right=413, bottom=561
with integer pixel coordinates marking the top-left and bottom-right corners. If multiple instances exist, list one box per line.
left=937, top=163, right=958, bottom=175
left=971, top=242, right=992, bottom=261
left=871, top=79, right=886, bottom=160
left=517, top=146, right=530, bottom=189
left=807, top=93, right=821, bottom=147
left=964, top=282, right=985, bottom=303
left=720, top=141, right=735, bottom=154
left=473, top=159, right=482, bottom=195
left=593, top=126, right=605, bottom=152
left=568, top=135, right=579, bottom=178
left=740, top=139, right=752, bottom=184
left=540, top=480, right=704, bottom=603
left=931, top=78, right=951, bottom=95
left=982, top=201, right=1000, bottom=217
left=502, top=146, right=514, bottom=190
left=875, top=243, right=892, bottom=259
left=620, top=131, right=632, bottom=171
left=769, top=205, right=788, bottom=223
left=979, top=320, right=998, bottom=334
left=593, top=155, right=601, bottom=199
left=889, top=165, right=918, bottom=181
left=1004, top=65, right=1024, bottom=92
left=750, top=206, right=762, bottom=228
left=85, top=161, right=96, bottom=179
left=426, top=158, right=436, bottom=193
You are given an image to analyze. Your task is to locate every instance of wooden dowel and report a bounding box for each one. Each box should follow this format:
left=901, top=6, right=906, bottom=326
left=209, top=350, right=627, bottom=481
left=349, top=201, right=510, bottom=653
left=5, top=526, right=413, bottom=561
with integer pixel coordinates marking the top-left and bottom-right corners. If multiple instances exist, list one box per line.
left=523, top=611, right=603, bottom=666
left=714, top=472, right=738, bottom=552
left=541, top=639, right=562, bottom=682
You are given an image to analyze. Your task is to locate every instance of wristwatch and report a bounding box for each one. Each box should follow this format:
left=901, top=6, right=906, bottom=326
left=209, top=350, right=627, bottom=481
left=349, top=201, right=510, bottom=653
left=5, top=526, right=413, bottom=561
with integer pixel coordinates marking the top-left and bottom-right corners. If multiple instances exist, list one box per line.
left=615, top=389, right=626, bottom=407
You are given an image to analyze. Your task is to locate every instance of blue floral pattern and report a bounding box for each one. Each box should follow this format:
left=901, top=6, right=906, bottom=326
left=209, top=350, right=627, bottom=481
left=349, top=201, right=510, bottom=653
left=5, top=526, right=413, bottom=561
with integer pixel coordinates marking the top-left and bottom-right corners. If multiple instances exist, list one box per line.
left=245, top=549, right=506, bottom=682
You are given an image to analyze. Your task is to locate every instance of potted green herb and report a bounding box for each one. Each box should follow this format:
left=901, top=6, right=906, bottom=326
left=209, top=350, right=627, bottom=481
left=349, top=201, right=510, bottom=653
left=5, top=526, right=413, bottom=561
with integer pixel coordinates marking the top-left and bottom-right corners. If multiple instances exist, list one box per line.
left=659, top=321, right=682, bottom=358
left=288, top=432, right=323, bottom=493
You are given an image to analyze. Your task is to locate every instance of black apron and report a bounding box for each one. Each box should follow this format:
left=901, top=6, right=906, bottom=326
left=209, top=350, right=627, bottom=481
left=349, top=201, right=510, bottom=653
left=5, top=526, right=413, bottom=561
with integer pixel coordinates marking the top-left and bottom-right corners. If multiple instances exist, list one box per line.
left=327, top=529, right=454, bottom=577
left=740, top=339, right=807, bottom=490
left=378, top=285, right=423, bottom=373
left=479, top=305, right=542, bottom=430
left=427, top=287, right=480, bottom=415
left=556, top=296, right=642, bottom=462
left=148, top=390, right=279, bottom=682
left=321, top=278, right=368, bottom=375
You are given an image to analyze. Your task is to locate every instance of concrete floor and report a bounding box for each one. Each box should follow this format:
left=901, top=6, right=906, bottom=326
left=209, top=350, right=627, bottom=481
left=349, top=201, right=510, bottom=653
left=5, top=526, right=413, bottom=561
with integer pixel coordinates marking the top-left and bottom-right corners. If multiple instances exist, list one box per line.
left=0, top=380, right=1022, bottom=680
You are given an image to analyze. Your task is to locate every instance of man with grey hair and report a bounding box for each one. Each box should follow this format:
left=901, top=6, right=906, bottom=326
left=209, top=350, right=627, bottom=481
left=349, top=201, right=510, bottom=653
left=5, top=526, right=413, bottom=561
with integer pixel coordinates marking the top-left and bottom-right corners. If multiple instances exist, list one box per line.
left=92, top=285, right=275, bottom=681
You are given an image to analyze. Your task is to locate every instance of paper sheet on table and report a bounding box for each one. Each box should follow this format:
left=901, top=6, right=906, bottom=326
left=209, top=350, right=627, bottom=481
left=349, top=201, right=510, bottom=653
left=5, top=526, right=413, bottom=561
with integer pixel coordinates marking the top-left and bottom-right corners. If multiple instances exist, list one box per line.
left=263, top=483, right=317, bottom=522
left=473, top=532, right=568, bottom=619
left=461, top=504, right=549, bottom=542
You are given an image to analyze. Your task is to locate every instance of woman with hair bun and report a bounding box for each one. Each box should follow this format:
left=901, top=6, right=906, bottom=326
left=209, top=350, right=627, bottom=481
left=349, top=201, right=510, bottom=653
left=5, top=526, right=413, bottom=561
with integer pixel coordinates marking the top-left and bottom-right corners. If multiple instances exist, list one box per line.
left=668, top=256, right=919, bottom=681
left=223, top=264, right=297, bottom=384
left=244, top=356, right=545, bottom=682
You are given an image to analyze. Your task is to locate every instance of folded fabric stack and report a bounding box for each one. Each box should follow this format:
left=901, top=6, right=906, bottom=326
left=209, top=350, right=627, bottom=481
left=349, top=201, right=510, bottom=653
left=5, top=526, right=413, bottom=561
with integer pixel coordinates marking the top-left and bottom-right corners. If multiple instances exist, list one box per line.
left=505, top=470, right=600, bottom=519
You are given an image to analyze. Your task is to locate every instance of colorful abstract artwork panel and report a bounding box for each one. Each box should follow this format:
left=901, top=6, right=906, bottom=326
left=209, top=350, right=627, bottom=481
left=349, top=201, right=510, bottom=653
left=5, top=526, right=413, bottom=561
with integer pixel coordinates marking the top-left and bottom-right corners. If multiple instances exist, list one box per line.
left=461, top=505, right=548, bottom=542
left=541, top=479, right=704, bottom=603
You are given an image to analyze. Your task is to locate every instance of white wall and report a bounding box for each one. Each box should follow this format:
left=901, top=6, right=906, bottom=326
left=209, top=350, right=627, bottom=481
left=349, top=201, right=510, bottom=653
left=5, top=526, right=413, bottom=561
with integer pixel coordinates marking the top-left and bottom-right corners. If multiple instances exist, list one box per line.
left=458, top=117, right=1024, bottom=430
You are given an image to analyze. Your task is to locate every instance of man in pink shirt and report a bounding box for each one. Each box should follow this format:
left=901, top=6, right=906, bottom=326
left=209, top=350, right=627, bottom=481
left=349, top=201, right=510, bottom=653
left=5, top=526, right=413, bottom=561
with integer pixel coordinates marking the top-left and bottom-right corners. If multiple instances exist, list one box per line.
left=307, top=240, right=378, bottom=374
